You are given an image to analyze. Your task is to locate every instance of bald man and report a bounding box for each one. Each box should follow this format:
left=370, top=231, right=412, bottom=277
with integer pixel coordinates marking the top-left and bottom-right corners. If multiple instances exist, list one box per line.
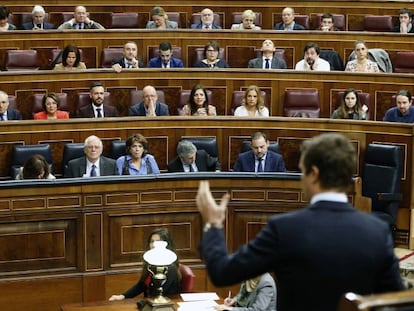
left=57, top=6, right=105, bottom=30
left=191, top=8, right=221, bottom=29
left=274, top=7, right=305, bottom=30
left=129, top=85, right=169, bottom=116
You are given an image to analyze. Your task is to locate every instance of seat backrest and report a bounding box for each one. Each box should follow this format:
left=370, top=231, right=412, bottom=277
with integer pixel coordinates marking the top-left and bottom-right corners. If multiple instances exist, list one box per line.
left=147, top=46, right=182, bottom=62
left=75, top=91, right=111, bottom=113
left=312, top=13, right=345, bottom=31
left=283, top=88, right=320, bottom=118
left=180, top=136, right=218, bottom=158
left=8, top=95, right=17, bottom=110
left=393, top=51, right=414, bottom=73
left=231, top=12, right=262, bottom=27
left=319, top=49, right=345, bottom=71
left=335, top=91, right=371, bottom=120
left=193, top=47, right=225, bottom=66
left=179, top=264, right=195, bottom=293
left=130, top=90, right=166, bottom=107
left=109, top=140, right=126, bottom=159
left=166, top=12, right=181, bottom=27
left=100, top=47, right=124, bottom=68
left=362, top=143, right=402, bottom=223
left=295, top=14, right=310, bottom=29
left=231, top=90, right=268, bottom=114
left=363, top=15, right=393, bottom=32
left=5, top=50, right=40, bottom=71
left=240, top=140, right=280, bottom=154
left=190, top=13, right=222, bottom=28
left=62, top=143, right=85, bottom=175
left=109, top=12, right=139, bottom=28
left=11, top=144, right=53, bottom=178
left=31, top=93, right=69, bottom=116
left=177, top=89, right=213, bottom=114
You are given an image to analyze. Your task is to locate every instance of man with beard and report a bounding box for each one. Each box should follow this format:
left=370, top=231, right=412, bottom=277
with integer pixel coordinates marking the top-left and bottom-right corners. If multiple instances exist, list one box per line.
left=77, top=81, right=118, bottom=118
left=295, top=42, right=331, bottom=71
left=384, top=90, right=414, bottom=123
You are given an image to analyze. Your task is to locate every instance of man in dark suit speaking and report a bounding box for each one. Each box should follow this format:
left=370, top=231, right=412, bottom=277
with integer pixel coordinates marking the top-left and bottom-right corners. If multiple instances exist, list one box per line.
left=197, top=133, right=404, bottom=311
left=65, top=135, right=119, bottom=178
left=233, top=132, right=286, bottom=172
left=168, top=140, right=220, bottom=172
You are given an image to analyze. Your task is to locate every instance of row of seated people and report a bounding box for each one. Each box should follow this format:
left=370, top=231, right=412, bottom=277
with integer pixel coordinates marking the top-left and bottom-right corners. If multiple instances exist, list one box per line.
left=4, top=39, right=414, bottom=73
left=2, top=84, right=413, bottom=122
left=3, top=5, right=414, bottom=33
left=11, top=132, right=285, bottom=180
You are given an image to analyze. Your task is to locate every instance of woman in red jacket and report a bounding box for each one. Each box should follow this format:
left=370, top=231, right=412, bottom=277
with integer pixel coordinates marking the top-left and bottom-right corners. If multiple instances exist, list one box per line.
left=33, top=92, right=69, bottom=120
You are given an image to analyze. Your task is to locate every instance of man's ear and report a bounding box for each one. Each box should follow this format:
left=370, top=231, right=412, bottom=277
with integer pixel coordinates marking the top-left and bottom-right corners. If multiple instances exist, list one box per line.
left=309, top=165, right=320, bottom=184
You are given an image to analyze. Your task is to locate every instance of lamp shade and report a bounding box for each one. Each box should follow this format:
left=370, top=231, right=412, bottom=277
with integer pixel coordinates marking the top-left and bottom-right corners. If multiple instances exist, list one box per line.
left=143, top=240, right=177, bottom=266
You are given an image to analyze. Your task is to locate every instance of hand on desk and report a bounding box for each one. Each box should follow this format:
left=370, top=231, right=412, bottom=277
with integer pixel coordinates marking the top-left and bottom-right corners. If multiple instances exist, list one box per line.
left=108, top=294, right=125, bottom=301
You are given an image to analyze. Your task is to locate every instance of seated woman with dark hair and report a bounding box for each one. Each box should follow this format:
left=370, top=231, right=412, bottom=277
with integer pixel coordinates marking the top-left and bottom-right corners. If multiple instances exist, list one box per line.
left=16, top=154, right=55, bottom=180
left=33, top=92, right=69, bottom=120
left=194, top=41, right=229, bottom=68
left=116, top=133, right=160, bottom=175
left=179, top=84, right=217, bottom=116
left=0, top=6, right=16, bottom=31
left=53, top=45, right=86, bottom=70
left=331, top=88, right=368, bottom=120
left=108, top=228, right=181, bottom=301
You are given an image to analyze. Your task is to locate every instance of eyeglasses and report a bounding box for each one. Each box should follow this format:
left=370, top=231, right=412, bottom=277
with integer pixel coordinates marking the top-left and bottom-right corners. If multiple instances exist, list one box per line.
left=244, top=19, right=254, bottom=22
left=206, top=49, right=218, bottom=52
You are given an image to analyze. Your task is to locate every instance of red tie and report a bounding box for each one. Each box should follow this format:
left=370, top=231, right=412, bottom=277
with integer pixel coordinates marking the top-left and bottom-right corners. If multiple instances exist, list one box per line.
left=204, top=25, right=209, bottom=29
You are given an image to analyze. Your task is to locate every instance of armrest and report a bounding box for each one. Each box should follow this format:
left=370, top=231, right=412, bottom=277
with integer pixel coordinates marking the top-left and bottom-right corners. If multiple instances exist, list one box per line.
left=377, top=193, right=403, bottom=201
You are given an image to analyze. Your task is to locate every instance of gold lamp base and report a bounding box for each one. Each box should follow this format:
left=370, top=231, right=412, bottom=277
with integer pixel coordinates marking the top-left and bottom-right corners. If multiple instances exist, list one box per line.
left=141, top=297, right=176, bottom=311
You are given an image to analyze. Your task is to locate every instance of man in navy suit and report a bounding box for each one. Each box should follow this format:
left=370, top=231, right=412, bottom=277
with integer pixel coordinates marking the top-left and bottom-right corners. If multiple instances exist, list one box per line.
left=129, top=85, right=169, bottom=116
left=21, top=5, right=54, bottom=30
left=65, top=135, right=119, bottom=178
left=198, top=133, right=404, bottom=310
left=248, top=40, right=286, bottom=69
left=168, top=140, right=221, bottom=172
left=190, top=8, right=222, bottom=29
left=0, top=91, right=21, bottom=120
left=112, top=41, right=144, bottom=73
left=233, top=132, right=286, bottom=172
left=274, top=7, right=305, bottom=30
left=77, top=82, right=119, bottom=118
left=147, top=42, right=184, bottom=68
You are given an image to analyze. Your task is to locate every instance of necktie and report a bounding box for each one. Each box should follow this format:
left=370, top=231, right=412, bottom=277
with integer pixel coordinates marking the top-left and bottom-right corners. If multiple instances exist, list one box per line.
left=36, top=24, right=42, bottom=28
left=96, top=108, right=102, bottom=118
left=265, top=59, right=270, bottom=69
left=0, top=114, right=3, bottom=121
left=189, top=164, right=194, bottom=172
left=204, top=25, right=209, bottom=29
left=257, top=158, right=264, bottom=173
left=90, top=164, right=97, bottom=177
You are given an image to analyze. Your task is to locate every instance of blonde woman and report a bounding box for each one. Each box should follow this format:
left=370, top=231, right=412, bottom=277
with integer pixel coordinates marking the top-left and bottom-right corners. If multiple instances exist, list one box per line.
left=231, top=10, right=261, bottom=30
left=234, top=85, right=269, bottom=117
left=146, top=6, right=178, bottom=29
left=345, top=40, right=379, bottom=72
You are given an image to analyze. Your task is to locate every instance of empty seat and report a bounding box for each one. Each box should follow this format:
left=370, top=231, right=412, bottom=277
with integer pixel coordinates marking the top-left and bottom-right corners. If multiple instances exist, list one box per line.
left=31, top=93, right=69, bottom=116
left=393, top=51, right=414, bottom=73
left=363, top=15, right=393, bottom=32
left=295, top=15, right=310, bottom=29
left=190, top=13, right=222, bottom=28
left=231, top=90, right=268, bottom=114
left=109, top=13, right=139, bottom=29
left=10, top=144, right=53, bottom=179
left=231, top=12, right=262, bottom=27
left=177, top=89, right=213, bottom=115
left=180, top=136, right=218, bottom=157
left=179, top=264, right=195, bottom=293
left=5, top=50, right=40, bottom=71
left=62, top=143, right=85, bottom=175
left=109, top=140, right=126, bottom=159
left=166, top=12, right=181, bottom=27
left=192, top=47, right=225, bottom=66
left=100, top=47, right=124, bottom=68
left=335, top=91, right=371, bottom=119
left=147, top=46, right=182, bottom=62
left=283, top=88, right=320, bottom=118
left=319, top=50, right=344, bottom=71
left=130, top=90, right=166, bottom=107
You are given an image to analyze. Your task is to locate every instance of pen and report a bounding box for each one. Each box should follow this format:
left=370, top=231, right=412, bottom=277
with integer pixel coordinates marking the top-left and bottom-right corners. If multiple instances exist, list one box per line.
left=228, top=291, right=231, bottom=299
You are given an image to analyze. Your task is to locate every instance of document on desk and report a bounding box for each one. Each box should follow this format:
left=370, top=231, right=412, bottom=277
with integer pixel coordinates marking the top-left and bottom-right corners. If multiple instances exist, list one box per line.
left=177, top=299, right=218, bottom=310
left=180, top=292, right=219, bottom=301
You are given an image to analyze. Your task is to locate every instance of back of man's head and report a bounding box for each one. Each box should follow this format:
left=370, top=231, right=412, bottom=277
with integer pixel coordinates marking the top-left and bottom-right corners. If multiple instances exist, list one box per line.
left=300, top=133, right=355, bottom=191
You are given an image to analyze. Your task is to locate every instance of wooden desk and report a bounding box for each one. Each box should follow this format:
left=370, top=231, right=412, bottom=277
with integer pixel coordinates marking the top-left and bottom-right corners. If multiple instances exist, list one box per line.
left=61, top=298, right=179, bottom=311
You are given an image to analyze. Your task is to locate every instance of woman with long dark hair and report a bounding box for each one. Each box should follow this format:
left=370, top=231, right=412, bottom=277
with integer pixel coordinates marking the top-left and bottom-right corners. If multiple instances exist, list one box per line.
left=53, top=44, right=86, bottom=70
left=179, top=84, right=217, bottom=116
left=331, top=88, right=368, bottom=120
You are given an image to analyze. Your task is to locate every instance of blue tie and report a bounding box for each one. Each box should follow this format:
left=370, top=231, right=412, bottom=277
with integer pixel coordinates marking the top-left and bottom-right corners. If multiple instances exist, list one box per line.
left=257, top=158, right=264, bottom=173
left=90, top=164, right=97, bottom=177
left=96, top=108, right=102, bottom=118
left=265, top=59, right=270, bottom=69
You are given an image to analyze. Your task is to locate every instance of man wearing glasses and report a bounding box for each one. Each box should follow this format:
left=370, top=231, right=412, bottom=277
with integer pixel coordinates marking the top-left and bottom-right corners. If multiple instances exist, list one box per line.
left=129, top=85, right=169, bottom=116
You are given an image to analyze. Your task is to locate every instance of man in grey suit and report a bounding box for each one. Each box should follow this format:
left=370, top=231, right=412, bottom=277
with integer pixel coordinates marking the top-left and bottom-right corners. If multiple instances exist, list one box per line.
left=248, top=40, right=287, bottom=69
left=65, top=135, right=119, bottom=178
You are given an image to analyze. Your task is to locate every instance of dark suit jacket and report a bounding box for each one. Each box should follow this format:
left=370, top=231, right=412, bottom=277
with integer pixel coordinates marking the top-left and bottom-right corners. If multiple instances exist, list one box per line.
left=200, top=201, right=404, bottom=311
left=129, top=102, right=169, bottom=116
left=167, top=150, right=221, bottom=172
left=392, top=25, right=414, bottom=33
left=274, top=22, right=305, bottom=30
left=65, top=156, right=119, bottom=178
left=111, top=57, right=144, bottom=68
left=21, top=22, right=54, bottom=30
left=77, top=104, right=119, bottom=118
left=147, top=56, right=184, bottom=68
left=6, top=108, right=22, bottom=120
left=191, top=23, right=222, bottom=29
left=248, top=57, right=286, bottom=69
left=233, top=150, right=286, bottom=172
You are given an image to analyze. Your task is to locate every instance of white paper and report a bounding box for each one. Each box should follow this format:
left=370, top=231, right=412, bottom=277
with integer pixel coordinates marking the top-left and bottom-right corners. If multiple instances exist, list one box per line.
left=180, top=292, right=219, bottom=301
left=177, top=300, right=218, bottom=311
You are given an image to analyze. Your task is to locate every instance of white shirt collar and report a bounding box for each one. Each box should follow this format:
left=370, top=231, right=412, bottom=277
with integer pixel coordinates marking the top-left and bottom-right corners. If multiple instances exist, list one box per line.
left=310, top=192, right=348, bottom=204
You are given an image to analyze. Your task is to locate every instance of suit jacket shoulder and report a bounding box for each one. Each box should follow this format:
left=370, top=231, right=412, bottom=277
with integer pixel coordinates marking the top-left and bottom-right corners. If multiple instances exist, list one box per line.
left=7, top=108, right=22, bottom=120
left=248, top=58, right=262, bottom=68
